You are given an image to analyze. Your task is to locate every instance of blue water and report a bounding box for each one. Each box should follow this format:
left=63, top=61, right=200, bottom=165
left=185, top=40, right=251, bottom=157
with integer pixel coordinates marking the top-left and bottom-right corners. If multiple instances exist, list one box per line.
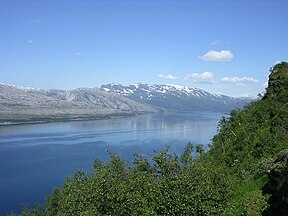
left=0, top=112, right=223, bottom=215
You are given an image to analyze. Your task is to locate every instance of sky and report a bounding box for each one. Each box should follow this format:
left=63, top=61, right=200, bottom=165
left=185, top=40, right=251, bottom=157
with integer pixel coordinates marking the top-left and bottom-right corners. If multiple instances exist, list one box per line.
left=0, top=0, right=287, bottom=97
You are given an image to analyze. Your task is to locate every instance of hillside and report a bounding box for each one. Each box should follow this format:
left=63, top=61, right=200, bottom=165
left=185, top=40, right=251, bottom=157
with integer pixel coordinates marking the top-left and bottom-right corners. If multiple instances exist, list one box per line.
left=12, top=62, right=288, bottom=215
left=0, top=84, right=158, bottom=124
left=209, top=62, right=288, bottom=215
left=101, top=83, right=252, bottom=112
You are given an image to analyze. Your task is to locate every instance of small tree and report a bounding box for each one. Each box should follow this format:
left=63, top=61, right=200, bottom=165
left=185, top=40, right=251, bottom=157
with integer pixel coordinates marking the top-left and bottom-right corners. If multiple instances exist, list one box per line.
left=180, top=142, right=194, bottom=169
left=196, top=144, right=204, bottom=155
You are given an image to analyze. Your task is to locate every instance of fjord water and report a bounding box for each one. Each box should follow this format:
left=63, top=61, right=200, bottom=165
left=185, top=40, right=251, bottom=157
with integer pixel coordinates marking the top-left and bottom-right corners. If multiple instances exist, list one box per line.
left=0, top=112, right=223, bottom=215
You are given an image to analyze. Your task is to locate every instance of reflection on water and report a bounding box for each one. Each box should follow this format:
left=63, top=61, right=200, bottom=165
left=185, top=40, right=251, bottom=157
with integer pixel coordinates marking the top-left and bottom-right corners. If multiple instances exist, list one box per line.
left=0, top=112, right=223, bottom=215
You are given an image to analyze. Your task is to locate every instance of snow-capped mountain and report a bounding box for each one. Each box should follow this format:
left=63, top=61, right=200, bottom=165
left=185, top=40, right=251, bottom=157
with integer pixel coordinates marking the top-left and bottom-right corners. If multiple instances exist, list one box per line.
left=100, top=83, right=253, bottom=112
left=0, top=82, right=253, bottom=124
left=0, top=83, right=157, bottom=123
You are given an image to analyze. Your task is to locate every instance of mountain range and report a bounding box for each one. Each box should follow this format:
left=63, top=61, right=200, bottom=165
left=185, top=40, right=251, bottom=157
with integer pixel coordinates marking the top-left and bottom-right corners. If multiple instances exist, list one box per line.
left=100, top=83, right=252, bottom=112
left=0, top=82, right=253, bottom=124
left=0, top=83, right=157, bottom=124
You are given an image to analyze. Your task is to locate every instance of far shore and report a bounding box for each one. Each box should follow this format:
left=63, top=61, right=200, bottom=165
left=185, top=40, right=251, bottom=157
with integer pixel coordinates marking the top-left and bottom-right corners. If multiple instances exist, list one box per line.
left=0, top=112, right=149, bottom=127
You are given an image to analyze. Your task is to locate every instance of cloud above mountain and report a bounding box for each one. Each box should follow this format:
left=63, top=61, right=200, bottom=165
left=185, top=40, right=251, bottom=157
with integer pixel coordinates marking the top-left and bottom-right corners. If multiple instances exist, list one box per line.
left=185, top=72, right=215, bottom=84
left=199, top=50, right=233, bottom=61
left=221, top=76, right=259, bottom=86
left=75, top=52, right=84, bottom=56
left=158, top=74, right=178, bottom=80
left=210, top=40, right=221, bottom=46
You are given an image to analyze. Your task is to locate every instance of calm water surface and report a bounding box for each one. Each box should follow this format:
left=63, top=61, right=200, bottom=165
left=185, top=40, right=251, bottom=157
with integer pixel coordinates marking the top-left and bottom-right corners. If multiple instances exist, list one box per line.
left=0, top=112, right=223, bottom=215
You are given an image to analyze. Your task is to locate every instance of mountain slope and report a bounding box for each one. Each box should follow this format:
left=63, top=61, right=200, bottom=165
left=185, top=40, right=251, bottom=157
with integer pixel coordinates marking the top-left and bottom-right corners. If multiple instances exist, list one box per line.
left=0, top=84, right=158, bottom=124
left=209, top=62, right=288, bottom=215
left=100, top=83, right=252, bottom=112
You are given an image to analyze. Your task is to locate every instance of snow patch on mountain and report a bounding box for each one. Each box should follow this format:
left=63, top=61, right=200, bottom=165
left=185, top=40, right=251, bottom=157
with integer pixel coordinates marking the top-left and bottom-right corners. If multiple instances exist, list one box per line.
left=100, top=83, right=254, bottom=112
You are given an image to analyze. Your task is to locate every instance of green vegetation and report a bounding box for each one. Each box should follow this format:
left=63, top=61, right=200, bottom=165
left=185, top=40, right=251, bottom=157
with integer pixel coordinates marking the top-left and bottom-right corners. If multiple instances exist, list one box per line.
left=13, top=62, right=288, bottom=215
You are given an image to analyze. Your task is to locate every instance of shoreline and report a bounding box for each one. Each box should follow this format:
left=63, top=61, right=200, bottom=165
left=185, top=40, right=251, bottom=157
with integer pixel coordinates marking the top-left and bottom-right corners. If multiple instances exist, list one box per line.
left=0, top=109, right=226, bottom=127
left=0, top=112, right=147, bottom=127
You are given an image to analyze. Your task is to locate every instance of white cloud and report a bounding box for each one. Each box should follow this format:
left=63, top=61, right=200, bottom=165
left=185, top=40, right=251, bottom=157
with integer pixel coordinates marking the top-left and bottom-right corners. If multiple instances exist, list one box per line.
left=30, top=19, right=40, bottom=24
left=221, top=76, right=259, bottom=86
left=211, top=40, right=221, bottom=46
left=275, top=60, right=281, bottom=65
left=235, top=93, right=255, bottom=98
left=185, top=72, right=215, bottom=84
left=75, top=52, right=84, bottom=56
left=199, top=50, right=233, bottom=62
left=158, top=74, right=178, bottom=80
left=27, top=40, right=33, bottom=44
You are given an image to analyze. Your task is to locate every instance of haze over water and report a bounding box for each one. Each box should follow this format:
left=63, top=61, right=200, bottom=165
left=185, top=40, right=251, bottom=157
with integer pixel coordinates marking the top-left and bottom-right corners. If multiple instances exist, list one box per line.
left=0, top=112, right=223, bottom=215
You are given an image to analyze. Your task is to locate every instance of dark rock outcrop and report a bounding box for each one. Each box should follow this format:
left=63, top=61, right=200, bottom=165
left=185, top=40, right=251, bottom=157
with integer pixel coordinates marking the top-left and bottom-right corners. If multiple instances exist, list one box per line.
left=264, top=149, right=288, bottom=215
left=267, top=149, right=288, bottom=192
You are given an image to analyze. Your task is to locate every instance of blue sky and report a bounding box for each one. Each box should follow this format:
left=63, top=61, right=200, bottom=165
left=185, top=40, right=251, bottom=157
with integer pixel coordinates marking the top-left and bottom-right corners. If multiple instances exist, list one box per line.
left=0, top=0, right=287, bottom=97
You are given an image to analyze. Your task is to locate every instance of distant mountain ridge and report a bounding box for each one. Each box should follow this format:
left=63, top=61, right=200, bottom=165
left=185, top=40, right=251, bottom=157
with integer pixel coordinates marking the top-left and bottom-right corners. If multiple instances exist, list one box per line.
left=100, top=83, right=253, bottom=112
left=0, top=83, right=157, bottom=124
left=0, top=82, right=253, bottom=124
